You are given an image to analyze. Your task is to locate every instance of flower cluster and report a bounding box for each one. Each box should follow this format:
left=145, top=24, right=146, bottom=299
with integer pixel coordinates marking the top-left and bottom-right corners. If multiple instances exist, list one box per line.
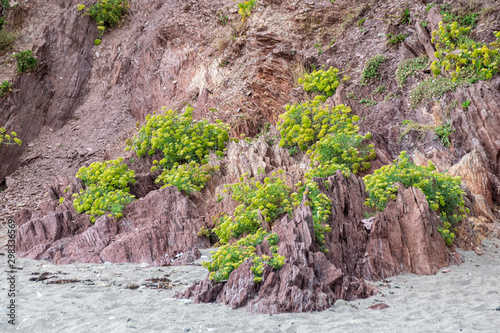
left=277, top=101, right=359, bottom=152
left=204, top=229, right=285, bottom=283
left=72, top=158, right=135, bottom=223
left=215, top=170, right=292, bottom=244
left=431, top=21, right=500, bottom=82
left=77, top=0, right=129, bottom=43
left=363, top=151, right=467, bottom=245
left=128, top=106, right=230, bottom=194
left=238, top=0, right=257, bottom=21
left=0, top=127, right=21, bottom=147
left=298, top=67, right=341, bottom=102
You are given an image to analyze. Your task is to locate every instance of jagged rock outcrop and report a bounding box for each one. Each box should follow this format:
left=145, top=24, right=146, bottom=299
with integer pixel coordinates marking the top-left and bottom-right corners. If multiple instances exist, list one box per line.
left=15, top=186, right=208, bottom=265
left=180, top=171, right=462, bottom=313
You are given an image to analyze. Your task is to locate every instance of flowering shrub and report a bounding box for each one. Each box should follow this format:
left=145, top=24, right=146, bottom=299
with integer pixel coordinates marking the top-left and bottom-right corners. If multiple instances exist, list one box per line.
left=128, top=106, right=230, bottom=194
left=291, top=180, right=331, bottom=250
left=277, top=101, right=360, bottom=152
left=72, top=158, right=135, bottom=223
left=215, top=170, right=292, bottom=244
left=298, top=67, right=341, bottom=102
left=363, top=151, right=466, bottom=245
left=238, top=0, right=257, bottom=21
left=204, top=230, right=285, bottom=283
left=78, top=0, right=129, bottom=43
left=0, top=127, right=21, bottom=147
left=155, top=162, right=219, bottom=195
left=431, top=21, right=500, bottom=82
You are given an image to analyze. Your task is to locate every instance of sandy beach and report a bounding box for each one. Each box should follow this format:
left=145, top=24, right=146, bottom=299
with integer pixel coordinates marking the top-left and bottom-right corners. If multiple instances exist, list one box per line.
left=1, top=239, right=499, bottom=333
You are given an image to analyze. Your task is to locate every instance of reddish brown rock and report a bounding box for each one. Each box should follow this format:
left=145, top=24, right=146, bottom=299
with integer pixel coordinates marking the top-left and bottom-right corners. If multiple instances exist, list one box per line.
left=368, top=303, right=389, bottom=310
left=180, top=171, right=460, bottom=313
left=16, top=186, right=208, bottom=266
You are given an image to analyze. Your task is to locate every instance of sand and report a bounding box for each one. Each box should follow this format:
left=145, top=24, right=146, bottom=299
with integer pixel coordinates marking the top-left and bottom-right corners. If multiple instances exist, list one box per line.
left=1, top=240, right=499, bottom=333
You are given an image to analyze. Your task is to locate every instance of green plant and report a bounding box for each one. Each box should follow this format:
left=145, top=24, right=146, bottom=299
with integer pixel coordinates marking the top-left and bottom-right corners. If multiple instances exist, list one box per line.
left=462, top=100, right=471, bottom=108
left=363, top=151, right=467, bottom=245
left=0, top=29, right=16, bottom=52
left=400, top=7, right=410, bottom=25
left=128, top=106, right=229, bottom=194
left=359, top=98, right=377, bottom=106
left=374, top=85, right=387, bottom=94
left=430, top=21, right=500, bottom=83
left=329, top=37, right=336, bottom=47
left=421, top=20, right=428, bottom=28
left=156, top=162, right=219, bottom=195
left=237, top=0, right=256, bottom=21
left=204, top=229, right=285, bottom=283
left=78, top=0, right=129, bottom=43
left=215, top=170, right=292, bottom=243
left=0, top=80, right=11, bottom=98
left=277, top=100, right=359, bottom=152
left=426, top=3, right=436, bottom=12
left=0, top=127, right=21, bottom=147
left=346, top=92, right=358, bottom=100
left=361, top=55, right=385, bottom=84
left=409, top=76, right=466, bottom=108
left=217, top=12, right=228, bottom=26
left=396, top=56, right=428, bottom=86
left=13, top=50, right=37, bottom=73
left=386, top=33, right=407, bottom=45
left=314, top=42, right=323, bottom=55
left=358, top=18, right=365, bottom=27
left=434, top=122, right=454, bottom=147
left=439, top=6, right=479, bottom=28
left=72, top=158, right=136, bottom=223
left=298, top=67, right=341, bottom=102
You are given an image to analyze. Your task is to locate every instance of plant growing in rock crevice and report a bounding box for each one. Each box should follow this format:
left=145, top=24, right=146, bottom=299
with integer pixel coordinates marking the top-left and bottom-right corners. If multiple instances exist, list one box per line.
left=13, top=50, right=37, bottom=73
left=0, top=127, right=21, bottom=147
left=361, top=55, right=385, bottom=84
left=363, top=151, right=467, bottom=245
left=298, top=67, right=341, bottom=102
left=72, top=158, right=136, bottom=223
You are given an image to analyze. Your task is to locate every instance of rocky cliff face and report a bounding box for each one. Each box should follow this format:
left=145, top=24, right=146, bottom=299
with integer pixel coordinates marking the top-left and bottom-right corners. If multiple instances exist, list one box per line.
left=1, top=0, right=500, bottom=314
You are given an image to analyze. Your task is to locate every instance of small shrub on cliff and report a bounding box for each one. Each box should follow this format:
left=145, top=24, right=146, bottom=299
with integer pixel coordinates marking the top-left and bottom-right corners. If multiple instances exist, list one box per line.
left=298, top=67, right=341, bottom=102
left=0, top=29, right=17, bottom=53
left=72, top=158, right=135, bottom=223
left=0, top=127, right=21, bottom=147
left=363, top=151, right=467, bottom=245
left=78, top=0, right=129, bottom=43
left=204, top=229, right=285, bottom=283
left=396, top=56, right=428, bottom=86
left=215, top=170, right=292, bottom=244
left=13, top=50, right=37, bottom=73
left=128, top=106, right=230, bottom=194
left=277, top=101, right=359, bottom=152
left=0, top=80, right=12, bottom=98
left=361, top=55, right=385, bottom=84
left=238, top=0, right=257, bottom=21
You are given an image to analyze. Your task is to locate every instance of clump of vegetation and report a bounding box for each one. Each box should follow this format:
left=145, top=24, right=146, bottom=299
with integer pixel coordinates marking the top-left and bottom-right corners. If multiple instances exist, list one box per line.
left=237, top=0, right=257, bottom=21
left=77, top=0, right=130, bottom=44
left=399, top=120, right=435, bottom=142
left=363, top=151, right=467, bottom=245
left=361, top=55, right=385, bottom=84
left=357, top=18, right=365, bottom=27
left=298, top=67, right=341, bottom=102
left=359, top=98, right=377, bottom=106
left=439, top=4, right=479, bottom=28
left=13, top=50, right=37, bottom=73
left=462, top=100, right=471, bottom=109
left=0, top=28, right=17, bottom=53
left=434, top=122, right=454, bottom=147
left=215, top=170, right=292, bottom=244
left=127, top=106, right=230, bottom=194
left=409, top=76, right=465, bottom=109
left=431, top=22, right=500, bottom=82
left=72, top=158, right=136, bottom=223
left=0, top=127, right=21, bottom=147
left=400, top=7, right=410, bottom=25
left=386, top=33, right=407, bottom=46
left=204, top=229, right=285, bottom=283
left=396, top=56, right=428, bottom=86
left=0, top=80, right=11, bottom=98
